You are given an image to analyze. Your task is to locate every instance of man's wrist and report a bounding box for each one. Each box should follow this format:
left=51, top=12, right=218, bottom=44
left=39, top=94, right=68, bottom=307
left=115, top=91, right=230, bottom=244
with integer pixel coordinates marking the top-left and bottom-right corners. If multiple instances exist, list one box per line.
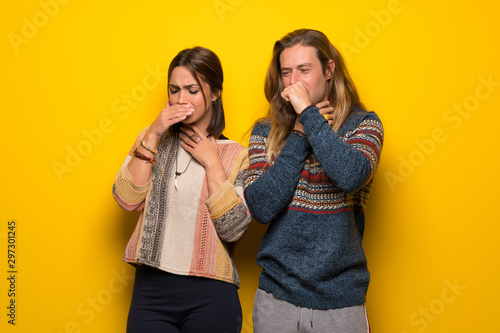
left=291, top=130, right=308, bottom=141
left=298, top=104, right=316, bottom=117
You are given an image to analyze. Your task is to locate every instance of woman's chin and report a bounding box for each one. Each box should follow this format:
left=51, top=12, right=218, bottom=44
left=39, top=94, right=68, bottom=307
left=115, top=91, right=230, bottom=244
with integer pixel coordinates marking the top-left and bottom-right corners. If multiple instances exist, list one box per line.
left=181, top=116, right=194, bottom=124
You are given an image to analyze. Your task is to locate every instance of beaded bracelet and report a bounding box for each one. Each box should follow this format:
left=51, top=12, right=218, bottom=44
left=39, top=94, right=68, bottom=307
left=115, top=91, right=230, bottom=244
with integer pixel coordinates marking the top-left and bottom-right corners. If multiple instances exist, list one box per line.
left=140, top=140, right=158, bottom=155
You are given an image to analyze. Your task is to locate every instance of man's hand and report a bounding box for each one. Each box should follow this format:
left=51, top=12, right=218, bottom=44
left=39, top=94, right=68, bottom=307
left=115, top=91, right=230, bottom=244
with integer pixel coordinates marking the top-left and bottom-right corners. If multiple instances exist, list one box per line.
left=316, top=100, right=334, bottom=126
left=281, top=81, right=312, bottom=115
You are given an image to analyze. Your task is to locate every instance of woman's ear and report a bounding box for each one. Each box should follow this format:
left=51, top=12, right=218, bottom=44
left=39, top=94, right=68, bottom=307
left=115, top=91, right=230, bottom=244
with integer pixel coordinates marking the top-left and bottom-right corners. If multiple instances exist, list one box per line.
left=211, top=90, right=221, bottom=102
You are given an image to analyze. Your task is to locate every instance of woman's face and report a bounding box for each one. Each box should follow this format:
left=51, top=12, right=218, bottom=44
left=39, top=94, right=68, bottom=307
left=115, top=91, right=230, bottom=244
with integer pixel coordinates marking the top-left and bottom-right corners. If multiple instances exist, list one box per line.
left=168, top=66, right=216, bottom=132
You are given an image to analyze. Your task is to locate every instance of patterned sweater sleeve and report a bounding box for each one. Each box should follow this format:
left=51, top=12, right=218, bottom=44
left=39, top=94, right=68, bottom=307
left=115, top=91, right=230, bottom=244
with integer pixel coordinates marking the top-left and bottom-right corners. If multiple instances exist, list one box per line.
left=300, top=107, right=384, bottom=193
left=206, top=147, right=252, bottom=243
left=244, top=123, right=311, bottom=224
left=112, top=128, right=152, bottom=212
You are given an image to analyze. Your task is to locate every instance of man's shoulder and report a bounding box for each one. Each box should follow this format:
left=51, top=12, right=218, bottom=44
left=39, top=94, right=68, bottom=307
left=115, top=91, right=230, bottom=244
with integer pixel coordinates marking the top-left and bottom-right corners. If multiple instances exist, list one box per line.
left=340, top=108, right=382, bottom=132
left=349, top=108, right=381, bottom=121
left=251, top=120, right=272, bottom=137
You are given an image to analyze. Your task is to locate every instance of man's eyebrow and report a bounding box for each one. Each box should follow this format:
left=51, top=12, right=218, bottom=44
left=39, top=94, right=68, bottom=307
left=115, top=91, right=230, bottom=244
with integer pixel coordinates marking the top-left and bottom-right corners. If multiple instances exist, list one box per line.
left=280, top=63, right=313, bottom=71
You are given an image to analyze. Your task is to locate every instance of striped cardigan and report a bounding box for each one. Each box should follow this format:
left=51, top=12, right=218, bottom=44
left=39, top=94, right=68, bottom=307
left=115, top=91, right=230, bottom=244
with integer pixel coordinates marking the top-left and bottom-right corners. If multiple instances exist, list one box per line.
left=113, top=128, right=251, bottom=287
left=244, top=107, right=384, bottom=309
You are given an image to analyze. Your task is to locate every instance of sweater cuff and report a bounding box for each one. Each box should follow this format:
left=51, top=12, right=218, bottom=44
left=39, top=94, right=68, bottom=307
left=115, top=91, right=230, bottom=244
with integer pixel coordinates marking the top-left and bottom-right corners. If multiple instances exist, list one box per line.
left=122, top=164, right=151, bottom=192
left=206, top=180, right=241, bottom=219
left=298, top=105, right=321, bottom=125
left=285, top=130, right=311, bottom=157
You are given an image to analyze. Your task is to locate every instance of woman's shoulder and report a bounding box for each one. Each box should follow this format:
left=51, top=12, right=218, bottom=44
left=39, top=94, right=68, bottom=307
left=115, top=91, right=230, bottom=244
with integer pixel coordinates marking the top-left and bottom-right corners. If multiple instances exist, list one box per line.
left=215, top=138, right=248, bottom=168
left=216, top=136, right=246, bottom=152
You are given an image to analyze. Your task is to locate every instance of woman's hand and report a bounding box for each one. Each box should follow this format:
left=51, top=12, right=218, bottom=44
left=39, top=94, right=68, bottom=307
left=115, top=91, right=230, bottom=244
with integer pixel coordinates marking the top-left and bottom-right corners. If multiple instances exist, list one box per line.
left=179, top=125, right=227, bottom=196
left=179, top=125, right=220, bottom=168
left=126, top=102, right=193, bottom=186
left=146, top=101, right=194, bottom=141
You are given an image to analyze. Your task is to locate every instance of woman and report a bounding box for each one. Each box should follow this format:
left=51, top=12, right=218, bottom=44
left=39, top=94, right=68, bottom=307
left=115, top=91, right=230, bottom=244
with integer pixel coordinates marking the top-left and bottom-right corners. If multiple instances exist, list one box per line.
left=113, top=46, right=251, bottom=333
left=244, top=29, right=384, bottom=332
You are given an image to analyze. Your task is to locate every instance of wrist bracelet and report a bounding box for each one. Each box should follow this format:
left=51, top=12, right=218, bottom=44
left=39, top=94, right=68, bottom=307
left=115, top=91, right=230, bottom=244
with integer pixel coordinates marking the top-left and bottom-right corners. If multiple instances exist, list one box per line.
left=133, top=149, right=157, bottom=163
left=133, top=149, right=166, bottom=181
left=140, top=140, right=158, bottom=155
left=291, top=130, right=308, bottom=141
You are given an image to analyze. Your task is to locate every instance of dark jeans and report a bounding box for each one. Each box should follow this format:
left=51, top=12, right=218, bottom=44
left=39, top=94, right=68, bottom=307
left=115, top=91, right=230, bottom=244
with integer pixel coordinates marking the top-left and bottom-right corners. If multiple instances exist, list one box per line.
left=127, top=265, right=242, bottom=333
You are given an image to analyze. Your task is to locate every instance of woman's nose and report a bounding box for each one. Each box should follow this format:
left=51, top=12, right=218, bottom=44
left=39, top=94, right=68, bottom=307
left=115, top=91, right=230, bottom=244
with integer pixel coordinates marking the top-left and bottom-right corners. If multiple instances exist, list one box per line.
left=177, top=90, right=187, bottom=104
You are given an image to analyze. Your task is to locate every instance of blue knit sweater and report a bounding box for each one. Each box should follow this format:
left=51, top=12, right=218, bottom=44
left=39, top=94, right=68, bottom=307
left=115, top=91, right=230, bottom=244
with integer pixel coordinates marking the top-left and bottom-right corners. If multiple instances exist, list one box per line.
left=244, top=106, right=384, bottom=309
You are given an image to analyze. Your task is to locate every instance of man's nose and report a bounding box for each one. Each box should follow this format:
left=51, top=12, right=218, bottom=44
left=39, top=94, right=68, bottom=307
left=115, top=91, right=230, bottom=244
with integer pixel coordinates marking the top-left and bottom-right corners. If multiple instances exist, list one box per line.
left=290, top=70, right=297, bottom=85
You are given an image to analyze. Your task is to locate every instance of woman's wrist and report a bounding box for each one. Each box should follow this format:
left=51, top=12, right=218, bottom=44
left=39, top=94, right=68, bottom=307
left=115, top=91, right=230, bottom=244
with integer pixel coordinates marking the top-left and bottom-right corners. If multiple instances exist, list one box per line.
left=140, top=140, right=158, bottom=155
left=142, top=131, right=160, bottom=147
left=203, top=156, right=224, bottom=173
left=204, top=159, right=227, bottom=195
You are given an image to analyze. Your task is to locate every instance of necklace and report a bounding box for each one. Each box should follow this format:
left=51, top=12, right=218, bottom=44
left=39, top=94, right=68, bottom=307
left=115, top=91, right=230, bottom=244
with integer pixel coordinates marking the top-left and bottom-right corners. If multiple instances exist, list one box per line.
left=174, top=146, right=193, bottom=190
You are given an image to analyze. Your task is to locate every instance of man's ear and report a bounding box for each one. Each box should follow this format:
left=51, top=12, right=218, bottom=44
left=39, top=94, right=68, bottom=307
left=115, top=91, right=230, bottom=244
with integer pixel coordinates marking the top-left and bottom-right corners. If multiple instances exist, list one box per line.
left=326, top=59, right=335, bottom=80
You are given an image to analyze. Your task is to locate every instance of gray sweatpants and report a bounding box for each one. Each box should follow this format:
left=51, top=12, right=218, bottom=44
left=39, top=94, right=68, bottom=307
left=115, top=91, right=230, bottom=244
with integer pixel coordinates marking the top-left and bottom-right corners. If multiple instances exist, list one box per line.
left=253, top=289, right=370, bottom=333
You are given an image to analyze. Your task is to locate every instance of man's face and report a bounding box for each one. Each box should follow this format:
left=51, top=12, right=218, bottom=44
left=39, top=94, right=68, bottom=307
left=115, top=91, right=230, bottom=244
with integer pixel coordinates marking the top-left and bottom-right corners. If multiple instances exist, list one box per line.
left=280, top=44, right=332, bottom=105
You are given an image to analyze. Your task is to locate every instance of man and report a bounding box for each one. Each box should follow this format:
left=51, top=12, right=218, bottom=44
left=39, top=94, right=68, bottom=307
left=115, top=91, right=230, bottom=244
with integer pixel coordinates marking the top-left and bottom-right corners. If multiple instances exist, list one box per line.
left=244, top=29, right=384, bottom=332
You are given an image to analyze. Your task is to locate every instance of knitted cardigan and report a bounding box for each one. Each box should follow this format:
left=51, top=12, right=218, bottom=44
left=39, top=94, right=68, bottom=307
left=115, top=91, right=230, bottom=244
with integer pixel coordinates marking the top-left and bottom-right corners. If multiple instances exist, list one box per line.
left=244, top=106, right=384, bottom=309
left=113, top=128, right=251, bottom=288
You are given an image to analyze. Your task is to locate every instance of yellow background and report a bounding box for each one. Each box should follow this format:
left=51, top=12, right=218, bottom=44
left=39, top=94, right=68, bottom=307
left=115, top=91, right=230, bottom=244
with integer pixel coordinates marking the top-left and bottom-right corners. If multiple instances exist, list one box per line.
left=1, top=0, right=499, bottom=332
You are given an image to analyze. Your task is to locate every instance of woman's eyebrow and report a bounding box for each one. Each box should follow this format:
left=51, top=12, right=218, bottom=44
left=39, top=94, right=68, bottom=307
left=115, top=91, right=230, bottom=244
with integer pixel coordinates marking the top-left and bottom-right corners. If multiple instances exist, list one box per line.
left=168, top=83, right=200, bottom=89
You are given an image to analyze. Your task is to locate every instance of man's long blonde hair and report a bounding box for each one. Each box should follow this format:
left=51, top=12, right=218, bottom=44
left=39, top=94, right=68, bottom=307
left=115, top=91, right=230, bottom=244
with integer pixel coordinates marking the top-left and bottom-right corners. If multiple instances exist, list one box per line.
left=261, top=29, right=365, bottom=162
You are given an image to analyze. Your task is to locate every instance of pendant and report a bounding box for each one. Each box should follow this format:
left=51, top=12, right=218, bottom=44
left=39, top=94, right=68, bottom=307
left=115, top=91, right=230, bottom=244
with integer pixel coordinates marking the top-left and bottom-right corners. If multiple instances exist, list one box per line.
left=174, top=175, right=179, bottom=190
